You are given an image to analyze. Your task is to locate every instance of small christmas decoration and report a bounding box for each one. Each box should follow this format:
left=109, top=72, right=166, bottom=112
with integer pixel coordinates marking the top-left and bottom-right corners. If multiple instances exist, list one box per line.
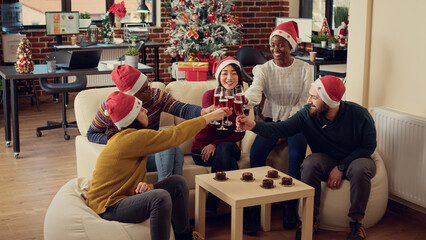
left=15, top=38, right=34, bottom=74
left=100, top=12, right=114, bottom=42
left=337, top=20, right=349, bottom=47
left=166, top=0, right=243, bottom=61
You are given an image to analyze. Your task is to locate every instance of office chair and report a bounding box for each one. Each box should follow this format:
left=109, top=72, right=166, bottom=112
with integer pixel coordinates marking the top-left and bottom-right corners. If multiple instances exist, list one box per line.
left=237, top=46, right=268, bottom=84
left=36, top=75, right=87, bottom=140
left=318, top=70, right=347, bottom=84
left=237, top=46, right=268, bottom=117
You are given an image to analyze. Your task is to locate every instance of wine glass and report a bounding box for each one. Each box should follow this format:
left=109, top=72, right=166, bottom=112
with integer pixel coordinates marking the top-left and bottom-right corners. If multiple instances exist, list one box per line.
left=210, top=86, right=223, bottom=125
left=223, top=89, right=234, bottom=126
left=234, top=85, right=245, bottom=132
left=217, top=91, right=228, bottom=131
left=234, top=94, right=245, bottom=132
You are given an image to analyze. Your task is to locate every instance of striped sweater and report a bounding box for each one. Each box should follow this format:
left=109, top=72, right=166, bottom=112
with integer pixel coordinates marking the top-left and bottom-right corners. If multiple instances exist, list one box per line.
left=87, top=88, right=203, bottom=144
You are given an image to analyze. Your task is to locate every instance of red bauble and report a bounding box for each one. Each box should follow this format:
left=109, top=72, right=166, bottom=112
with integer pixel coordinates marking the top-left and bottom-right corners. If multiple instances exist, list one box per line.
left=190, top=4, right=194, bottom=9
left=168, top=36, right=172, bottom=40
left=170, top=51, right=177, bottom=58
left=200, top=0, right=203, bottom=3
left=212, top=3, right=217, bottom=7
left=191, top=13, right=199, bottom=21
left=179, top=54, right=185, bottom=59
left=231, top=6, right=236, bottom=11
left=221, top=13, right=226, bottom=17
left=205, top=32, right=210, bottom=37
left=173, top=6, right=178, bottom=11
left=173, top=40, right=178, bottom=45
left=239, top=45, right=243, bottom=49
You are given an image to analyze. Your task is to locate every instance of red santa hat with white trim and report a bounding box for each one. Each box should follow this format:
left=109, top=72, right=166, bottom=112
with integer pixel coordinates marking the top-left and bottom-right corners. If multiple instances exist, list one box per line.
left=111, top=65, right=147, bottom=96
left=213, top=56, right=241, bottom=80
left=269, top=20, right=301, bottom=52
left=311, top=75, right=346, bottom=108
left=105, top=91, right=143, bottom=130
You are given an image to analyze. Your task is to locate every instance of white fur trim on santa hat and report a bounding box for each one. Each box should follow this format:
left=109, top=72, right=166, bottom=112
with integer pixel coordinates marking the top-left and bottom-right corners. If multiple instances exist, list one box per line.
left=113, top=98, right=143, bottom=129
left=312, top=79, right=341, bottom=108
left=125, top=72, right=147, bottom=96
left=214, top=58, right=241, bottom=80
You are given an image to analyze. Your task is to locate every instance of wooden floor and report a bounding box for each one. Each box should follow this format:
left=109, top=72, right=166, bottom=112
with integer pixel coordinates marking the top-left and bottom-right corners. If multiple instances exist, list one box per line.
left=1, top=94, right=426, bottom=240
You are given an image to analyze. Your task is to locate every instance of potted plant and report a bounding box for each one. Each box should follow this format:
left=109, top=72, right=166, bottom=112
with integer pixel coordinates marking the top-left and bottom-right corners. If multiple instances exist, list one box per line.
left=99, top=12, right=113, bottom=43
left=79, top=12, right=92, bottom=29
left=328, top=36, right=339, bottom=49
left=125, top=46, right=139, bottom=68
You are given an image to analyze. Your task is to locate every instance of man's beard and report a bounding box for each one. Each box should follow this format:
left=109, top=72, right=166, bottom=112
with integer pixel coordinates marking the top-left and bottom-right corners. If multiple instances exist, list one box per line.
left=309, top=102, right=330, bottom=119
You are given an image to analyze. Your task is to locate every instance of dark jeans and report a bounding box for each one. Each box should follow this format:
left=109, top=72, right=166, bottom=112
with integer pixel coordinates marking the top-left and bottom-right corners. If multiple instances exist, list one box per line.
left=99, top=175, right=190, bottom=240
left=192, top=142, right=241, bottom=211
left=300, top=153, right=376, bottom=219
left=250, top=118, right=307, bottom=180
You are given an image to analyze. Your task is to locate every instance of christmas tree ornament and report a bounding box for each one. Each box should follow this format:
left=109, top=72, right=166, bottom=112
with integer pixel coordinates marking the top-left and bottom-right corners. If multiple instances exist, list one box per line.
left=200, top=0, right=203, bottom=3
left=168, top=35, right=172, bottom=40
left=179, top=0, right=185, bottom=6
left=179, top=54, right=185, bottom=59
left=221, top=13, right=226, bottom=17
left=187, top=27, right=199, bottom=39
left=191, top=13, right=199, bottom=21
left=207, top=11, right=217, bottom=23
left=212, top=2, right=217, bottom=7
left=190, top=4, right=194, bottom=9
left=170, top=51, right=177, bottom=58
left=231, top=5, right=236, bottom=11
left=173, top=40, right=178, bottom=45
left=173, top=6, right=178, bottom=11
left=15, top=37, right=35, bottom=74
left=205, top=32, right=210, bottom=37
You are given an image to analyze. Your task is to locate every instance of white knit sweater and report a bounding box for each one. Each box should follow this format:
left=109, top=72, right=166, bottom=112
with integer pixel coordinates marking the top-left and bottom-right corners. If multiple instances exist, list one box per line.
left=245, top=59, right=313, bottom=121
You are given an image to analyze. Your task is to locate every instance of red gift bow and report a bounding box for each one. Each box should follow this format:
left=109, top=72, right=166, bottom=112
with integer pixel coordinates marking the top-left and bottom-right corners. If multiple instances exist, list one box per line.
left=225, top=15, right=239, bottom=25
left=186, top=27, right=199, bottom=39
left=181, top=13, right=189, bottom=24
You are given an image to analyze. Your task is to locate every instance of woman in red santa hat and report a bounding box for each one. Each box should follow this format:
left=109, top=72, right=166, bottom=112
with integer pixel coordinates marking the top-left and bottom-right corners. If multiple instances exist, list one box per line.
left=190, top=56, right=246, bottom=220
left=88, top=91, right=225, bottom=240
left=244, top=20, right=313, bottom=231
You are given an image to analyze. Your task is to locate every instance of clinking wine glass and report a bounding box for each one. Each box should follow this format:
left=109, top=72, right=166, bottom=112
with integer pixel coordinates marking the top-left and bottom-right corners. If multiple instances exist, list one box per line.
left=223, top=89, right=234, bottom=127
left=210, top=86, right=223, bottom=125
left=217, top=91, right=228, bottom=131
left=234, top=94, right=245, bottom=132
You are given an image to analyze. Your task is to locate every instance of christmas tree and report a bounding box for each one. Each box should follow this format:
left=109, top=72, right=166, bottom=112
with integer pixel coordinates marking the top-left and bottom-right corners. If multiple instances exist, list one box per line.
left=15, top=38, right=35, bottom=74
left=100, top=12, right=114, bottom=41
left=165, top=0, right=243, bottom=61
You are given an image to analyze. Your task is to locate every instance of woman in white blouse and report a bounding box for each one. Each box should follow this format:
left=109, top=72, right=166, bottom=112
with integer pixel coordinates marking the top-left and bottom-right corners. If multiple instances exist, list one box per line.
left=244, top=20, right=313, bottom=230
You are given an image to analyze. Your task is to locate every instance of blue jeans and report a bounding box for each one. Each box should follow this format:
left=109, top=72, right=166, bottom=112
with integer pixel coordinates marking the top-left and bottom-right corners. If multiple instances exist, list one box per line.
left=191, top=142, right=241, bottom=172
left=146, top=147, right=184, bottom=181
left=99, top=175, right=190, bottom=240
left=250, top=118, right=307, bottom=180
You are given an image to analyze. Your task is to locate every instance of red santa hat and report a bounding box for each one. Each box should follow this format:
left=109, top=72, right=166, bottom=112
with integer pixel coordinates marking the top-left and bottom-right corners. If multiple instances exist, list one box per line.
left=269, top=20, right=301, bottom=52
left=105, top=91, right=143, bottom=130
left=111, top=65, right=147, bottom=96
left=213, top=56, right=241, bottom=80
left=311, top=76, right=346, bottom=108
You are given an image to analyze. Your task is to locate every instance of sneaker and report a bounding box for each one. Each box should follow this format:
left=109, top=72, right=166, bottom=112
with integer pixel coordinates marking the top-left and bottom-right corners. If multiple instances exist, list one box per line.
left=295, top=217, right=319, bottom=240
left=347, top=221, right=366, bottom=240
left=282, top=200, right=299, bottom=229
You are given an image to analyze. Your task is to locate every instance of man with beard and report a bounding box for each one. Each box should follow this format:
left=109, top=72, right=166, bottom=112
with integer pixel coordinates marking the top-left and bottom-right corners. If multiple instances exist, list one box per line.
left=237, top=75, right=376, bottom=240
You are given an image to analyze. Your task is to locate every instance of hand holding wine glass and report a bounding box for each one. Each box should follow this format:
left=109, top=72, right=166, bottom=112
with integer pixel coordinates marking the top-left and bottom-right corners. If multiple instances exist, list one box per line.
left=210, top=86, right=223, bottom=125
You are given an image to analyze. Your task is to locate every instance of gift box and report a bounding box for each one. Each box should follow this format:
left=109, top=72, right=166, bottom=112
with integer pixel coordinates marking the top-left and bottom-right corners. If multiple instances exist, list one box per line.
left=178, top=61, right=209, bottom=81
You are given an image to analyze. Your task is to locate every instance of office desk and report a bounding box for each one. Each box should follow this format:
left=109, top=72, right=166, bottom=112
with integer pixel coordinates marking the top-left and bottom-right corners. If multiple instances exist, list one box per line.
left=294, top=56, right=346, bottom=79
left=51, top=41, right=165, bottom=82
left=1, top=63, right=153, bottom=159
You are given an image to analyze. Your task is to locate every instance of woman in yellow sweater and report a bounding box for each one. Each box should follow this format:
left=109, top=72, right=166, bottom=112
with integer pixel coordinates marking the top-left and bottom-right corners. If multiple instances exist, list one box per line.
left=88, top=91, right=226, bottom=240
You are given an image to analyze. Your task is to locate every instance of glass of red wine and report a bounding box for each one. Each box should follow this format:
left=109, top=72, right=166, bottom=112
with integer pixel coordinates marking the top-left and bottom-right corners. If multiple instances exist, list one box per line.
left=211, top=86, right=223, bottom=125
left=234, top=85, right=245, bottom=132
left=223, top=88, right=234, bottom=126
left=217, top=90, right=228, bottom=130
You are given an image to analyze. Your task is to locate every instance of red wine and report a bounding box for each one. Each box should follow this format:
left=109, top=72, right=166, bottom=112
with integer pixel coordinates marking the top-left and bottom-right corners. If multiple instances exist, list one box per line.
left=234, top=101, right=243, bottom=115
left=214, top=96, right=221, bottom=108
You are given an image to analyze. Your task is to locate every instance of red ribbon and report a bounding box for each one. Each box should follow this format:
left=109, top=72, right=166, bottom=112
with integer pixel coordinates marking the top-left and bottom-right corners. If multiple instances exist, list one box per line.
left=187, top=27, right=199, bottom=39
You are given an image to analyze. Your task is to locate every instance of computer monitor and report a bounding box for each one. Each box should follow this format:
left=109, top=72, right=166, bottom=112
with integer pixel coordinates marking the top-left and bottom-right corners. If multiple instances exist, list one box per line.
left=275, top=17, right=313, bottom=43
left=45, top=11, right=79, bottom=43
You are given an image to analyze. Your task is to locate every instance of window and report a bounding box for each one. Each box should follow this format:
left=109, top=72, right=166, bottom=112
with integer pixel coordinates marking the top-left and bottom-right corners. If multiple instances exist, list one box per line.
left=300, top=0, right=349, bottom=34
left=20, top=0, right=156, bottom=27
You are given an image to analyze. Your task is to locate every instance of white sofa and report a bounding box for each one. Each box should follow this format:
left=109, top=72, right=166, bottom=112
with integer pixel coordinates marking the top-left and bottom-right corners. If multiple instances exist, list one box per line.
left=74, top=80, right=289, bottom=219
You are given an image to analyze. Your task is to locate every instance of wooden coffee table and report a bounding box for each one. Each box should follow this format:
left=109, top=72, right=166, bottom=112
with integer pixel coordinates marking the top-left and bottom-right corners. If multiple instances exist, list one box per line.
left=195, top=166, right=314, bottom=240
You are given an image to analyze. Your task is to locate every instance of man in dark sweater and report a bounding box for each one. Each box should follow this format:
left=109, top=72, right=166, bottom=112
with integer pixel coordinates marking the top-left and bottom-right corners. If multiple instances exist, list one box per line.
left=237, top=76, right=376, bottom=240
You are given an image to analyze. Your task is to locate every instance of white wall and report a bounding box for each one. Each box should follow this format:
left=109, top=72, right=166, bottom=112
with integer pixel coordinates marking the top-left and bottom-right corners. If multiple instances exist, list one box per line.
left=346, top=0, right=426, bottom=117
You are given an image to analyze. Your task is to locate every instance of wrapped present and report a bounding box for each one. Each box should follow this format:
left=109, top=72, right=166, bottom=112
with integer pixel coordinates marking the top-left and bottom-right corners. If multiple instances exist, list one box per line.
left=178, top=61, right=209, bottom=81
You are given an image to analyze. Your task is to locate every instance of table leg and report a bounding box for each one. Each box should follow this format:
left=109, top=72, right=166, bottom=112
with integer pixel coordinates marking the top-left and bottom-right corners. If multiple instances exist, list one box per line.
left=231, top=207, right=243, bottom=240
left=261, top=203, right=271, bottom=231
left=2, top=78, right=11, bottom=148
left=10, top=80, right=20, bottom=158
left=154, top=47, right=159, bottom=82
left=195, top=183, right=206, bottom=238
left=141, top=48, right=146, bottom=64
left=301, top=196, right=314, bottom=240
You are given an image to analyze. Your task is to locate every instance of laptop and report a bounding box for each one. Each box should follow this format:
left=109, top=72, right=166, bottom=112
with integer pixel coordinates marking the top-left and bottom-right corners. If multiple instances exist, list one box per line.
left=55, top=49, right=102, bottom=69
